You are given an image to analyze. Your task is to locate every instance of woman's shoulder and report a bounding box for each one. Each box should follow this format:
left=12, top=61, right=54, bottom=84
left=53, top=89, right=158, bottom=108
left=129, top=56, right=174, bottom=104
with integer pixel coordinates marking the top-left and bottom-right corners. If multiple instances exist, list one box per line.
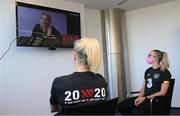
left=93, top=72, right=104, bottom=78
left=164, top=68, right=171, bottom=73
left=34, top=24, right=40, bottom=27
left=163, top=69, right=172, bottom=76
left=145, top=67, right=152, bottom=72
left=94, top=73, right=107, bottom=82
left=32, top=24, right=41, bottom=30
left=53, top=73, right=73, bottom=82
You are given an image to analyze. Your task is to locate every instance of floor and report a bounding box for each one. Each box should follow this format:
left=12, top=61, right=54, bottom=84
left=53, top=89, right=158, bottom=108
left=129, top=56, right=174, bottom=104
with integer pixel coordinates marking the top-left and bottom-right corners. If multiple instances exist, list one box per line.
left=115, top=108, right=180, bottom=115
left=170, top=108, right=180, bottom=115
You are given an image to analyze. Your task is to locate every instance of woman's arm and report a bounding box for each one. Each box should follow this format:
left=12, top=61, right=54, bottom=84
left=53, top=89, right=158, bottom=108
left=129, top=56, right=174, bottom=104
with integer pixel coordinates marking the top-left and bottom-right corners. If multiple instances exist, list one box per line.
left=138, top=80, right=145, bottom=98
left=51, top=104, right=61, bottom=113
left=134, top=80, right=146, bottom=106
left=147, top=82, right=169, bottom=99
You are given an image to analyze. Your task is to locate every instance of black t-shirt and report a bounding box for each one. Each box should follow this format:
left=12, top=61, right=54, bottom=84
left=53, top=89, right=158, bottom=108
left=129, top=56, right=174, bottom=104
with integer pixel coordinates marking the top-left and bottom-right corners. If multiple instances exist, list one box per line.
left=144, top=67, right=171, bottom=96
left=32, top=24, right=62, bottom=38
left=50, top=71, right=108, bottom=108
left=30, top=24, right=63, bottom=46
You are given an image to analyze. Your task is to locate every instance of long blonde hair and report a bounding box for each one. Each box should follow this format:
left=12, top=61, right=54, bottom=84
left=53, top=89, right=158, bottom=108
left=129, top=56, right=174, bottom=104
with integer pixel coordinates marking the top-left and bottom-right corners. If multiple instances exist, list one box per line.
left=153, top=50, right=169, bottom=72
left=40, top=12, right=52, bottom=36
left=74, top=38, right=100, bottom=73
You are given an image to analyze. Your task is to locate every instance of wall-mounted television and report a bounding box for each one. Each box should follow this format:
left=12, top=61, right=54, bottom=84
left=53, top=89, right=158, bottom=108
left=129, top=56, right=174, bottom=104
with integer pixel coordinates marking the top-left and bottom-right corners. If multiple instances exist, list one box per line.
left=16, top=2, right=81, bottom=49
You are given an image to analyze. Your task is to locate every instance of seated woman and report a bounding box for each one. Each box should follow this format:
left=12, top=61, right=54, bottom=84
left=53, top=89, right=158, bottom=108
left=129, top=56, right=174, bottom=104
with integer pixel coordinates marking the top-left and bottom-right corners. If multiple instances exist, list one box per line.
left=118, top=49, right=172, bottom=115
left=50, top=38, right=108, bottom=115
left=30, top=12, right=63, bottom=47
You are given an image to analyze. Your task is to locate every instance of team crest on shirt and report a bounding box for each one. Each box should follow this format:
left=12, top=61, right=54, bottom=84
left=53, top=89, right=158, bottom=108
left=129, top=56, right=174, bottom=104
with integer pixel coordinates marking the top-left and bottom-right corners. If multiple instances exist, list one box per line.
left=153, top=73, right=160, bottom=79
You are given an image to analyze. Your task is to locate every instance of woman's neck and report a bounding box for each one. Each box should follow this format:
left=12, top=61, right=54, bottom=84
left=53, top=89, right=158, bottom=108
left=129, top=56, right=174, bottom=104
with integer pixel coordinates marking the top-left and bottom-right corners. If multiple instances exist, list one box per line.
left=152, top=63, right=160, bottom=69
left=75, top=64, right=89, bottom=72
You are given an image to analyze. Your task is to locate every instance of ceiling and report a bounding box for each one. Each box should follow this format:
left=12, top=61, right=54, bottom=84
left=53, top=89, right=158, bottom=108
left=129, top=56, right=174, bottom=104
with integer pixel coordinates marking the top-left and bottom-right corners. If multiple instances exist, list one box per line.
left=66, top=0, right=174, bottom=11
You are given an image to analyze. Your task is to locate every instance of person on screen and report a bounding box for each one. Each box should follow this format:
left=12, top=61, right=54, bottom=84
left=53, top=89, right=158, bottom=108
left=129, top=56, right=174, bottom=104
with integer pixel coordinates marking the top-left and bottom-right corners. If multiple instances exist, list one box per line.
left=117, top=49, right=172, bottom=115
left=29, top=12, right=63, bottom=46
left=50, top=38, right=108, bottom=115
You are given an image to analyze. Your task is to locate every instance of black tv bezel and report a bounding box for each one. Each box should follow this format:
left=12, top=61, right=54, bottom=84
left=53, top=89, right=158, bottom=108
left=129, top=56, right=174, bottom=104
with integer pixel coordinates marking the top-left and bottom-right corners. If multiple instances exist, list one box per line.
left=16, top=2, right=81, bottom=48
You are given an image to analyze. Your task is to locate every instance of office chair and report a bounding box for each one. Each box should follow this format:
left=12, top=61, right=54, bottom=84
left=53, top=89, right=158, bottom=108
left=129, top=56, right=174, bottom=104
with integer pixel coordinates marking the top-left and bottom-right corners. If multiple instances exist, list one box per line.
left=128, top=79, right=175, bottom=115
left=64, top=97, right=119, bottom=115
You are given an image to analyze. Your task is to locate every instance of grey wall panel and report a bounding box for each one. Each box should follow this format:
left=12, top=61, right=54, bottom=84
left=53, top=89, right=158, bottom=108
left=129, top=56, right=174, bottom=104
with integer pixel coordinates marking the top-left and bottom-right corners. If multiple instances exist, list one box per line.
left=101, top=8, right=130, bottom=101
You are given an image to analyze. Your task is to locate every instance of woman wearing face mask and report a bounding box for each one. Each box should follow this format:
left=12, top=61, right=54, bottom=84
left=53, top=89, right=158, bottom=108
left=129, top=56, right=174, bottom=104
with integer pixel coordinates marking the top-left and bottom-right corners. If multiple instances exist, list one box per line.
left=117, top=49, right=172, bottom=115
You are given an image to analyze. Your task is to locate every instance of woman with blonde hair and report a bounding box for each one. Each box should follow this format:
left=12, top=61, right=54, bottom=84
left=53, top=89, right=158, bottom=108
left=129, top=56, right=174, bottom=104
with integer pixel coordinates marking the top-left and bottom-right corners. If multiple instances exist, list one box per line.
left=118, top=49, right=172, bottom=115
left=31, top=12, right=62, bottom=46
left=50, top=38, right=108, bottom=115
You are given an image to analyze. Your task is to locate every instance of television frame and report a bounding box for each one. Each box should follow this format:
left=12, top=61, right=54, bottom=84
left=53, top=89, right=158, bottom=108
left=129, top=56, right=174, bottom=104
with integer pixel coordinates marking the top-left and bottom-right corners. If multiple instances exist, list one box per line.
left=16, top=2, right=81, bottom=49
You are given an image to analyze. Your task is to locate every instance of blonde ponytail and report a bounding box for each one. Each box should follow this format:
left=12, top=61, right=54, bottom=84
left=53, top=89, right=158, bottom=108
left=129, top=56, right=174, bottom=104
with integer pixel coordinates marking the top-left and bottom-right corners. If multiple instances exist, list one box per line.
left=152, top=50, right=169, bottom=72
left=160, top=52, right=169, bottom=72
left=74, top=38, right=101, bottom=73
left=85, top=39, right=100, bottom=72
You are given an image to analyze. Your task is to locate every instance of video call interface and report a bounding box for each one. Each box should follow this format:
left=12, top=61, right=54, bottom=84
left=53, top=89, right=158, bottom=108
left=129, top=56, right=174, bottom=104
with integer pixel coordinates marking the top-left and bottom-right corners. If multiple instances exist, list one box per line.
left=16, top=2, right=81, bottom=48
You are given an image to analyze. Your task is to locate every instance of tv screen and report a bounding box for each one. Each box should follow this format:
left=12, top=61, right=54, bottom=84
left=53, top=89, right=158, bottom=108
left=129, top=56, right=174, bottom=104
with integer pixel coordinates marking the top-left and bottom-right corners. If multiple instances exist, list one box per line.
left=16, top=2, right=81, bottom=48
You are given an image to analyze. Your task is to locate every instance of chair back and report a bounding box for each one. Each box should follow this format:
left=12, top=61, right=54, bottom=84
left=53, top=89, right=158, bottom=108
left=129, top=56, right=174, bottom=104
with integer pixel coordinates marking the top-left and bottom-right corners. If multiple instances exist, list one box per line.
left=64, top=97, right=119, bottom=115
left=166, top=79, right=175, bottom=108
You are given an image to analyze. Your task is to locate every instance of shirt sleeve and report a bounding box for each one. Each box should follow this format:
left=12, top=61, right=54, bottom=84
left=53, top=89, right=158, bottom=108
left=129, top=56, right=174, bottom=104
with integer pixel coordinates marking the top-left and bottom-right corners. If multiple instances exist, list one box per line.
left=144, top=69, right=149, bottom=81
left=50, top=78, right=58, bottom=105
left=162, top=70, right=172, bottom=83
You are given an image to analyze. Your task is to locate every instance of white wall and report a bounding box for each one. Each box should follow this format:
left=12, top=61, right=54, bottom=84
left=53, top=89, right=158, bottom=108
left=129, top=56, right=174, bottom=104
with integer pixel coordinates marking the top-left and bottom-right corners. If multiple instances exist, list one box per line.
left=0, top=0, right=104, bottom=115
left=0, top=0, right=84, bottom=115
left=85, top=9, right=104, bottom=76
left=0, top=2, right=3, bottom=113
left=126, top=1, right=180, bottom=107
